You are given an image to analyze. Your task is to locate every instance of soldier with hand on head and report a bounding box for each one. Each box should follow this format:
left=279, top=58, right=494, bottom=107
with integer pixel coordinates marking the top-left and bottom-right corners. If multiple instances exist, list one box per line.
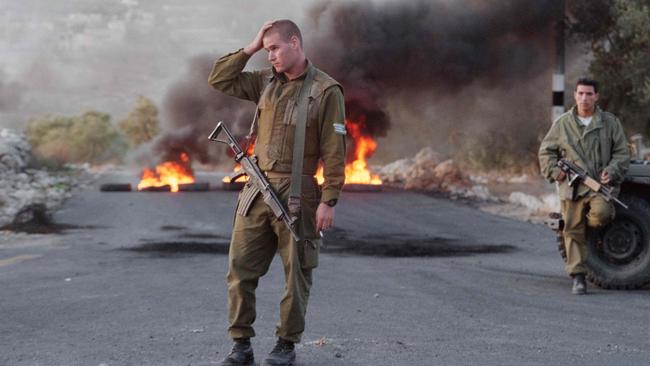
left=539, top=78, right=629, bottom=295
left=208, top=19, right=346, bottom=366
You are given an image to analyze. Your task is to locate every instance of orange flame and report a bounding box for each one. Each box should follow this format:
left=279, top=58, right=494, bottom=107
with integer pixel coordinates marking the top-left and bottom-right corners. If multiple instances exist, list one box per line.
left=315, top=119, right=382, bottom=185
left=137, top=152, right=195, bottom=192
left=223, top=140, right=255, bottom=183
left=222, top=164, right=249, bottom=183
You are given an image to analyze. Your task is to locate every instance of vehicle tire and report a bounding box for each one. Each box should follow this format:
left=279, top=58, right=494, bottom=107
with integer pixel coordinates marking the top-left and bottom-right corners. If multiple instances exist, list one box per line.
left=556, top=194, right=650, bottom=289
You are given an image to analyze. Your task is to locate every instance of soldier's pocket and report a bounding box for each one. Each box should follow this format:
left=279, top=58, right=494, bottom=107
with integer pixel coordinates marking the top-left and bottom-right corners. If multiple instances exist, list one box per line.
left=284, top=97, right=314, bottom=127
left=299, top=179, right=321, bottom=236
left=298, top=177, right=321, bottom=269
left=300, top=238, right=320, bottom=269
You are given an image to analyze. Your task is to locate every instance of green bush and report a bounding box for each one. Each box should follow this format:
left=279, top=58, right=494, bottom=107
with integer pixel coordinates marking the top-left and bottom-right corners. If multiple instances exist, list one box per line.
left=452, top=130, right=541, bottom=173
left=26, top=111, right=125, bottom=165
left=118, top=96, right=160, bottom=147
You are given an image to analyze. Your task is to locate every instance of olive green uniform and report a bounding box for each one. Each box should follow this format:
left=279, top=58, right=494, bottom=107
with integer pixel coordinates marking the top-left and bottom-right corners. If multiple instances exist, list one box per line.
left=208, top=49, right=346, bottom=343
left=539, top=106, right=629, bottom=275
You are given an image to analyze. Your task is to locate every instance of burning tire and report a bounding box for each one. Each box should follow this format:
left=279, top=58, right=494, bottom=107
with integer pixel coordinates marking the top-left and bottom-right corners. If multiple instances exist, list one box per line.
left=179, top=182, right=210, bottom=191
left=140, top=185, right=172, bottom=192
left=137, top=152, right=196, bottom=192
left=100, top=183, right=132, bottom=192
left=557, top=194, right=650, bottom=289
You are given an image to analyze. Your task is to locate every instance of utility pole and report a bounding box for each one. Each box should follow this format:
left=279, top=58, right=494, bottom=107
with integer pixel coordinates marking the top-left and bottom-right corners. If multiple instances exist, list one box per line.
left=552, top=0, right=566, bottom=122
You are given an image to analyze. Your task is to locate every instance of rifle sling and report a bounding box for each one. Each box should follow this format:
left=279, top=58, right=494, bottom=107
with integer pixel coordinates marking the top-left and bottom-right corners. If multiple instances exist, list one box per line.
left=288, top=66, right=316, bottom=216
left=599, top=117, right=610, bottom=171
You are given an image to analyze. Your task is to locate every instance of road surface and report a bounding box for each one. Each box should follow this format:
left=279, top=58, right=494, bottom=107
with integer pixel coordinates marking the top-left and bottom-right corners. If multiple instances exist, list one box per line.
left=1, top=172, right=649, bottom=365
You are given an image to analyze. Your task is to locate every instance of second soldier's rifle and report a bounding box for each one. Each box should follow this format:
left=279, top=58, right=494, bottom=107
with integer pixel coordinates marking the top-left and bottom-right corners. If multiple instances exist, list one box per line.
left=557, top=158, right=628, bottom=209
left=209, top=121, right=300, bottom=241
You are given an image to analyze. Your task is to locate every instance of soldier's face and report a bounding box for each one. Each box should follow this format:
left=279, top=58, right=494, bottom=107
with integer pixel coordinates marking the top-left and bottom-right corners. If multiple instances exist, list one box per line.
left=574, top=85, right=598, bottom=115
left=263, top=32, right=299, bottom=74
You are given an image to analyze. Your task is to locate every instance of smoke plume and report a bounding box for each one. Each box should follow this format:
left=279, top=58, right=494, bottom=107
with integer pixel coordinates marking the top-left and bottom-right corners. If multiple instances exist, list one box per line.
left=306, top=0, right=559, bottom=137
left=133, top=54, right=255, bottom=167
left=151, top=0, right=561, bottom=168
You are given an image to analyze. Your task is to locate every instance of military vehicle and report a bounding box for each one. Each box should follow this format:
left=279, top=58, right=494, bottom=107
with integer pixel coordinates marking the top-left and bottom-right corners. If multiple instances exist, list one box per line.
left=550, top=135, right=650, bottom=289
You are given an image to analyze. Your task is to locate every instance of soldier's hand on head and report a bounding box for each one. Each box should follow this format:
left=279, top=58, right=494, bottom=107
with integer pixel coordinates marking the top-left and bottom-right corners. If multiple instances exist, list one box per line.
left=600, top=170, right=611, bottom=184
left=316, top=203, right=335, bottom=231
left=244, top=20, right=274, bottom=55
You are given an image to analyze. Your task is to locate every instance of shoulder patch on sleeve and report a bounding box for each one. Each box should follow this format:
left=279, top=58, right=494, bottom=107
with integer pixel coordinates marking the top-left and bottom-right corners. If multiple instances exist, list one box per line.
left=333, top=123, right=347, bottom=135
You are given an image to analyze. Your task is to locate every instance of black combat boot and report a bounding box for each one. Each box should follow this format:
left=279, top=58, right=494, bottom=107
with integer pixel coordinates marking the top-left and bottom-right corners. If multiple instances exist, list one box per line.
left=221, top=338, right=255, bottom=366
left=262, top=338, right=296, bottom=366
left=572, top=274, right=587, bottom=295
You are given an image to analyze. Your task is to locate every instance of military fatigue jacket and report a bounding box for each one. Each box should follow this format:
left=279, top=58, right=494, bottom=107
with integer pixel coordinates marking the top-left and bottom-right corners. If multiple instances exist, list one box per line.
left=208, top=49, right=346, bottom=203
left=539, top=106, right=629, bottom=199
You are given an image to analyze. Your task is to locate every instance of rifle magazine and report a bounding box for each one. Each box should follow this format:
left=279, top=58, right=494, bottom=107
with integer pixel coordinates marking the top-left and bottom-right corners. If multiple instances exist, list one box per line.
left=237, top=184, right=261, bottom=217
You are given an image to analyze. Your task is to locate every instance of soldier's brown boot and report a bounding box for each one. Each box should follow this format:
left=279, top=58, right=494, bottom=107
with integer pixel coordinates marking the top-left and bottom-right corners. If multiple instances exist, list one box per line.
left=261, top=338, right=296, bottom=366
left=572, top=274, right=587, bottom=295
left=221, top=338, right=255, bottom=366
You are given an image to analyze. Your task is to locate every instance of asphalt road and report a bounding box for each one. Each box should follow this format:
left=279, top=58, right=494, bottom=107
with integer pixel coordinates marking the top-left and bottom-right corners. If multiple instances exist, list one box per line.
left=1, top=171, right=649, bottom=366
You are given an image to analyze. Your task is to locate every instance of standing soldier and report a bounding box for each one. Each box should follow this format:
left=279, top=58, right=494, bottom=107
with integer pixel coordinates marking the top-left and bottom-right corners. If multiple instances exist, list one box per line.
left=539, top=78, right=629, bottom=295
left=208, top=20, right=346, bottom=366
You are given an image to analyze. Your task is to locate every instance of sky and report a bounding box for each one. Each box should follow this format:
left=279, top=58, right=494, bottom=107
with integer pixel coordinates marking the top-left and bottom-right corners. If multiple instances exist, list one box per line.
left=1, top=0, right=587, bottom=164
left=0, top=0, right=324, bottom=129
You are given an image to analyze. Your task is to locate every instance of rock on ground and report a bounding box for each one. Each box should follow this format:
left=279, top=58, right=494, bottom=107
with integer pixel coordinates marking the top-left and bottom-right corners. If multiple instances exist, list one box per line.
left=377, top=147, right=562, bottom=222
left=0, top=129, right=91, bottom=227
left=378, top=147, right=497, bottom=202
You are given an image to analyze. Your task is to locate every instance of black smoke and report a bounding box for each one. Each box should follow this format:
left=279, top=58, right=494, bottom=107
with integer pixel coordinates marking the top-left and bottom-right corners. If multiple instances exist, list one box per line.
left=149, top=0, right=561, bottom=167
left=307, top=0, right=560, bottom=138
left=134, top=54, right=255, bottom=166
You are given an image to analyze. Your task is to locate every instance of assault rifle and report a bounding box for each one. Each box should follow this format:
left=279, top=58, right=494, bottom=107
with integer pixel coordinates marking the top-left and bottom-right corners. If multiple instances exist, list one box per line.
left=557, top=159, right=628, bottom=209
left=209, top=121, right=300, bottom=241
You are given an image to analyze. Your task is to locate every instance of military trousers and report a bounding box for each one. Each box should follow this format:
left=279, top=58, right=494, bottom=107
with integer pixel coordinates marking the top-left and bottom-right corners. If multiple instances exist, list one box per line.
left=561, top=195, right=614, bottom=275
left=227, top=176, right=321, bottom=344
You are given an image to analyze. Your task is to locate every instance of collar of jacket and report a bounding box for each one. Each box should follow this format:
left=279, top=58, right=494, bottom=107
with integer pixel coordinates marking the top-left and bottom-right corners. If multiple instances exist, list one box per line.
left=269, top=60, right=314, bottom=84
left=570, top=105, right=605, bottom=135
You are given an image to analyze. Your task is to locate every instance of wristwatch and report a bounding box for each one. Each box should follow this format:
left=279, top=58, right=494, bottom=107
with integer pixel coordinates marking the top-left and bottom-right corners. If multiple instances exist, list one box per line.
left=324, top=199, right=338, bottom=207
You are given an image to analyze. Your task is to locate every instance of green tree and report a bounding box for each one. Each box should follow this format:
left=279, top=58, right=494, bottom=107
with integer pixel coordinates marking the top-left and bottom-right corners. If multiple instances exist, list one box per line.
left=569, top=0, right=650, bottom=135
left=26, top=115, right=75, bottom=163
left=70, top=111, right=121, bottom=164
left=118, top=96, right=160, bottom=147
left=26, top=111, right=124, bottom=165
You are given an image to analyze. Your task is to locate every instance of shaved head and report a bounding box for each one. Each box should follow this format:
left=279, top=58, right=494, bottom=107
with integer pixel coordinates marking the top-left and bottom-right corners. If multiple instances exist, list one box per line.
left=265, top=19, right=303, bottom=47
left=260, top=19, right=307, bottom=79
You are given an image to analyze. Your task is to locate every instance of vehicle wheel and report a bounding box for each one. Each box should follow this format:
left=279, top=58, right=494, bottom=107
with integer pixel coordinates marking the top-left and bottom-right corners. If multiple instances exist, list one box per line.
left=585, top=194, right=650, bottom=289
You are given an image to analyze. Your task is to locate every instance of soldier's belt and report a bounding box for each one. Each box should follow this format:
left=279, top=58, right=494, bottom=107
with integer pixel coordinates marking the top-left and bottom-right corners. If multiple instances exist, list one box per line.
left=209, top=121, right=300, bottom=242
left=263, top=171, right=292, bottom=178
left=238, top=173, right=319, bottom=217
left=264, top=171, right=317, bottom=179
